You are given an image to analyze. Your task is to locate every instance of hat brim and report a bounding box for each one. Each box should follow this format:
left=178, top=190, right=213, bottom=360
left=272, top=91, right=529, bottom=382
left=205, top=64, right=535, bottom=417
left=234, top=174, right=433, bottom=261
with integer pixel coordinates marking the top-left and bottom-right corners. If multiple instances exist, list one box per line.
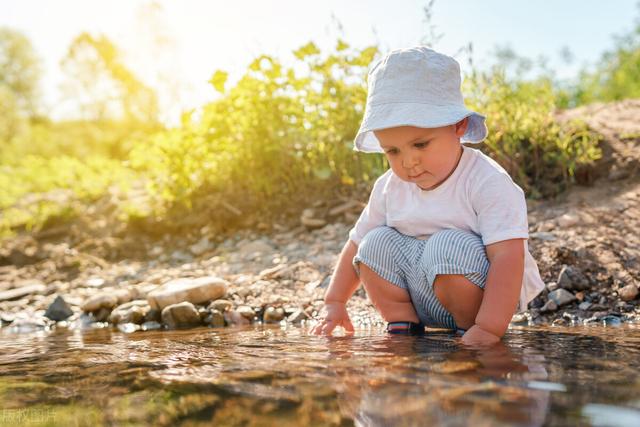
left=353, top=103, right=487, bottom=153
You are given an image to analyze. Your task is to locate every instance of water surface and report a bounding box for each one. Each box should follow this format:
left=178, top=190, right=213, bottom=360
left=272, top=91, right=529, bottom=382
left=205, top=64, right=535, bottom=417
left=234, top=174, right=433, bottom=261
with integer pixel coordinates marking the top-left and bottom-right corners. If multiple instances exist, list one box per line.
left=1, top=325, right=639, bottom=426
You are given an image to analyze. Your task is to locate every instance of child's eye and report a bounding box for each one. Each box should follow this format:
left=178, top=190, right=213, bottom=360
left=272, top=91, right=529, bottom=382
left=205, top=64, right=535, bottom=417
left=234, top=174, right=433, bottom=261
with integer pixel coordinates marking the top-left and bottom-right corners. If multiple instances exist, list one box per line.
left=385, top=149, right=399, bottom=155
left=414, top=142, right=430, bottom=149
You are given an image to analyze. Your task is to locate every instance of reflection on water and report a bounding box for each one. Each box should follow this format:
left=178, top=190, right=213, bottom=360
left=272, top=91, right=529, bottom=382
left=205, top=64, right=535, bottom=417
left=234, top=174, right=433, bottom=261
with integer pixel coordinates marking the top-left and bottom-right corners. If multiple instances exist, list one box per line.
left=0, top=325, right=639, bottom=426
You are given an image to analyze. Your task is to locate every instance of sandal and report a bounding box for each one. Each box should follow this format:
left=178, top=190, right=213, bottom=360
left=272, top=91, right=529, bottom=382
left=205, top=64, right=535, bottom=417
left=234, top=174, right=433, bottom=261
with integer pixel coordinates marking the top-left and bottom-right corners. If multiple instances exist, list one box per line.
left=386, top=321, right=425, bottom=335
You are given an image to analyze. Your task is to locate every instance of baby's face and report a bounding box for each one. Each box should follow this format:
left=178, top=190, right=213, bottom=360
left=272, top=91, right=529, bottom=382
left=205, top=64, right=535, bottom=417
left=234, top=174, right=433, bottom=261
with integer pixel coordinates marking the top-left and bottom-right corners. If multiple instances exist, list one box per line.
left=374, top=120, right=468, bottom=190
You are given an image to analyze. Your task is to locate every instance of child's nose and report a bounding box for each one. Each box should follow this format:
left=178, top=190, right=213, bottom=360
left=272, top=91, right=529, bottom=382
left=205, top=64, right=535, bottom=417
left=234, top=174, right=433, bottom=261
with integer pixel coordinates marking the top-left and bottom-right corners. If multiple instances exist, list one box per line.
left=402, top=155, right=419, bottom=168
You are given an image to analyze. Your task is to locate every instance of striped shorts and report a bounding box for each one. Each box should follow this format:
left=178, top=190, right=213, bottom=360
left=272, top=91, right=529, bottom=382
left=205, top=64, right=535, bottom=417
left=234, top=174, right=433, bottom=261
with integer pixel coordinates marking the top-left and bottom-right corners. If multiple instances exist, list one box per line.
left=352, top=226, right=490, bottom=330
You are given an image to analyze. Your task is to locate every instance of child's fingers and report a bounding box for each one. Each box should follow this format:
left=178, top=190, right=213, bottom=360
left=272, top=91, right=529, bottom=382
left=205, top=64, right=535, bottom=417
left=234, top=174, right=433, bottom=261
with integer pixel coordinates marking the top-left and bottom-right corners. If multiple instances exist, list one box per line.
left=320, top=320, right=336, bottom=336
left=342, top=319, right=355, bottom=333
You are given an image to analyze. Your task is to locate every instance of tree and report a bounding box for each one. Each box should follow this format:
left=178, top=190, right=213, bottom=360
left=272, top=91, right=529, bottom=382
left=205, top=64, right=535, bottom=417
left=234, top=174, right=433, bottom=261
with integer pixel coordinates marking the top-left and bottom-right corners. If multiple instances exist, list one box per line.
left=60, top=32, right=158, bottom=123
left=0, top=27, right=41, bottom=141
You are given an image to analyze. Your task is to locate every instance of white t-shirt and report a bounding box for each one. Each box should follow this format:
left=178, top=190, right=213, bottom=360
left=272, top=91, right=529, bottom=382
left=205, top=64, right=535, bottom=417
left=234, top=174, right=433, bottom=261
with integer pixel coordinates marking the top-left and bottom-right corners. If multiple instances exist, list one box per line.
left=348, top=144, right=545, bottom=311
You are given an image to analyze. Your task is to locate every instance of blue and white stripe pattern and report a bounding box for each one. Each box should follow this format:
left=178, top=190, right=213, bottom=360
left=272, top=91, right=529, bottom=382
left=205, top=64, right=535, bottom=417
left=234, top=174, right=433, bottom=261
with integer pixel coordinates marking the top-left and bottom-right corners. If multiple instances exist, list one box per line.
left=352, top=226, right=490, bottom=330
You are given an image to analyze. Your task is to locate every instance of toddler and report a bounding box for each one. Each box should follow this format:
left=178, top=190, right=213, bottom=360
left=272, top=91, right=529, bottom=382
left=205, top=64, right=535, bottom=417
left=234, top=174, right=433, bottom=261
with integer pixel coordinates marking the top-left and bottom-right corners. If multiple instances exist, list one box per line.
left=310, top=47, right=545, bottom=346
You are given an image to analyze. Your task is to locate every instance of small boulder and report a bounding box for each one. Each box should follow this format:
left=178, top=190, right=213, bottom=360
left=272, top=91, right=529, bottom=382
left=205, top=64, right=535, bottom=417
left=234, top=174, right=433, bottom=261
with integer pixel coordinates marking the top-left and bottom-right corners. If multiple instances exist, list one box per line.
left=540, top=299, right=558, bottom=313
left=557, top=265, right=589, bottom=291
left=548, top=289, right=577, bottom=307
left=237, top=305, right=256, bottom=321
left=161, top=302, right=201, bottom=329
left=147, top=276, right=228, bottom=310
left=208, top=299, right=233, bottom=313
left=204, top=309, right=226, bottom=327
left=82, top=293, right=118, bottom=313
left=618, top=284, right=639, bottom=302
left=109, top=300, right=151, bottom=325
left=263, top=306, right=286, bottom=323
left=44, top=295, right=74, bottom=321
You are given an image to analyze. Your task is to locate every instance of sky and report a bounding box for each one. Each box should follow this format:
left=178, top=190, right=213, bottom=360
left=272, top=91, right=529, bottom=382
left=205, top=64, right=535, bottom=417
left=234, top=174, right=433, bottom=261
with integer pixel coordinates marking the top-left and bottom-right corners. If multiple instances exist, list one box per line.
left=2, top=0, right=639, bottom=123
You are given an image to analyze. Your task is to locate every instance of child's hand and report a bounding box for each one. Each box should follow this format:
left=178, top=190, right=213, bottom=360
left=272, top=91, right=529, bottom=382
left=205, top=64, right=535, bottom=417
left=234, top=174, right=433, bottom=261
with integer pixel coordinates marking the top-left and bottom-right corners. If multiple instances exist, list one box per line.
left=310, top=302, right=355, bottom=336
left=461, top=324, right=500, bottom=346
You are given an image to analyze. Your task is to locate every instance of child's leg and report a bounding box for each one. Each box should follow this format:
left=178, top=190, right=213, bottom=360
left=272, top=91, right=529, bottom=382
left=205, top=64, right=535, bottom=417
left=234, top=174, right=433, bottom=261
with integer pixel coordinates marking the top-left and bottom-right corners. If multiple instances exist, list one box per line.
left=352, top=226, right=425, bottom=324
left=359, top=264, right=420, bottom=323
left=432, top=274, right=483, bottom=330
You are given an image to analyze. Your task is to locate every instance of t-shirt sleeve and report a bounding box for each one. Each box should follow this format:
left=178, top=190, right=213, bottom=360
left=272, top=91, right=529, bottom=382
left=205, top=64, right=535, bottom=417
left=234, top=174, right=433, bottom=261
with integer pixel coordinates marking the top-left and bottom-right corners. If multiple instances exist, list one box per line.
left=348, top=173, right=388, bottom=245
left=470, top=172, right=529, bottom=246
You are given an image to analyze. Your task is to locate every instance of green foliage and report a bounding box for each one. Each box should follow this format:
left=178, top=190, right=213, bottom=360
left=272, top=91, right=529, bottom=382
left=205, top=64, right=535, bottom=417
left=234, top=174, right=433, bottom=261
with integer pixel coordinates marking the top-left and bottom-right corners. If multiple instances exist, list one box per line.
left=465, top=68, right=601, bottom=199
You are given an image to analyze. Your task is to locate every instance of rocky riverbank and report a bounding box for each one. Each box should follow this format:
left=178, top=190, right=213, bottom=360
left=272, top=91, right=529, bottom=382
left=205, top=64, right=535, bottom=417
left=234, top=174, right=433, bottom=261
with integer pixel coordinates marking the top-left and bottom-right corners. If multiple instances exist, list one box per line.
left=1, top=101, right=639, bottom=334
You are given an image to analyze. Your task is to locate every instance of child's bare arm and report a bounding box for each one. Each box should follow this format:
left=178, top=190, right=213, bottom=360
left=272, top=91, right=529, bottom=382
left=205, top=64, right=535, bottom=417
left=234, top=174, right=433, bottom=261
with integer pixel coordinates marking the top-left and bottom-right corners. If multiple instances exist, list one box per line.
left=462, top=238, right=525, bottom=345
left=310, top=239, right=361, bottom=335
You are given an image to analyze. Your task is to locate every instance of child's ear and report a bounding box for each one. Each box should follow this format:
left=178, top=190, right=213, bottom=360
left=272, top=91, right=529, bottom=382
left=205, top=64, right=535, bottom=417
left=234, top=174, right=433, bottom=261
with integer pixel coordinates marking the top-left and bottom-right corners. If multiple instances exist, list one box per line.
left=454, top=117, right=469, bottom=137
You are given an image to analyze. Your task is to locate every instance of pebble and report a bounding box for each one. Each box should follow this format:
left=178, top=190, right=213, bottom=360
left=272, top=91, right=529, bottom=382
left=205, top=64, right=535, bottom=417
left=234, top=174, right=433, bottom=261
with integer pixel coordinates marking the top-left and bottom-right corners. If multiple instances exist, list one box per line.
left=208, top=299, right=233, bottom=312
left=81, top=293, right=118, bottom=313
left=557, top=265, right=590, bottom=291
left=557, top=213, right=580, bottom=227
left=224, top=310, right=251, bottom=326
left=237, top=305, right=256, bottom=321
left=618, top=284, right=639, bottom=301
left=147, top=276, right=228, bottom=310
left=161, top=302, right=202, bottom=329
left=263, top=306, right=286, bottom=323
left=540, top=299, right=558, bottom=313
left=205, top=309, right=225, bottom=327
left=548, top=289, right=577, bottom=306
left=44, top=295, right=74, bottom=321
left=0, top=283, right=46, bottom=302
left=108, top=300, right=151, bottom=325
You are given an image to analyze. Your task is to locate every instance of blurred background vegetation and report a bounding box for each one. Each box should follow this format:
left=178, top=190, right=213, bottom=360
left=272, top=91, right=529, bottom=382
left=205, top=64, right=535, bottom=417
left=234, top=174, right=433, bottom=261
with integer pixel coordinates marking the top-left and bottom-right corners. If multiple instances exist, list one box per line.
left=1, top=3, right=639, bottom=240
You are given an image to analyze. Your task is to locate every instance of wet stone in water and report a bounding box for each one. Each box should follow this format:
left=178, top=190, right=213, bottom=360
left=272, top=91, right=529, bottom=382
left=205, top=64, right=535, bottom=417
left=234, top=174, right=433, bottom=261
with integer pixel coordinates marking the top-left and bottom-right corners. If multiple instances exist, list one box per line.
left=109, top=300, right=151, bottom=325
left=147, top=276, right=228, bottom=310
left=161, top=302, right=202, bottom=329
left=263, top=306, right=286, bottom=323
left=44, top=295, right=74, bottom=321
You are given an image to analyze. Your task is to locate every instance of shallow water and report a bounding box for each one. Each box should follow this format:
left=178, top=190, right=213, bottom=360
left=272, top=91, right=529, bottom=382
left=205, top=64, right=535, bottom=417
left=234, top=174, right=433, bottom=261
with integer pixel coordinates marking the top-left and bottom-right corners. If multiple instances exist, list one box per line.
left=1, top=324, right=639, bottom=427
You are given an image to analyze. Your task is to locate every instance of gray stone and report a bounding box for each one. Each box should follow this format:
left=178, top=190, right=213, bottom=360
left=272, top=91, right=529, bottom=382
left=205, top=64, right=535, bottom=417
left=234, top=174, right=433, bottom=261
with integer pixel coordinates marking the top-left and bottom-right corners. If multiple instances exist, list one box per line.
left=263, top=306, right=286, bottom=323
left=548, top=289, right=577, bottom=306
left=44, top=295, right=74, bottom=321
left=618, top=284, right=639, bottom=301
left=557, top=265, right=590, bottom=290
left=109, top=300, right=151, bottom=325
left=540, top=299, right=558, bottom=313
left=189, top=237, right=212, bottom=256
left=530, top=232, right=557, bottom=241
left=161, top=302, right=202, bottom=329
left=578, top=301, right=593, bottom=311
left=546, top=281, right=559, bottom=292
left=147, top=276, right=228, bottom=310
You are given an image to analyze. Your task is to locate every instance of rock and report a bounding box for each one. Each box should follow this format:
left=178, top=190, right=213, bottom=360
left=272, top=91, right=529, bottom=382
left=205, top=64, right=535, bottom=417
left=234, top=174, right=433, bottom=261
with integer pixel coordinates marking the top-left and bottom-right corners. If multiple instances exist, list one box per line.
left=540, top=299, right=558, bottom=313
left=287, top=309, right=309, bottom=324
left=117, top=323, right=140, bottom=333
left=141, top=321, right=163, bottom=331
left=618, top=284, right=639, bottom=301
left=328, top=200, right=361, bottom=217
left=189, top=237, right=212, bottom=256
left=238, top=240, right=273, bottom=256
left=300, top=209, right=327, bottom=229
left=82, top=293, right=118, bottom=313
left=224, top=310, right=251, bottom=326
left=208, top=299, right=233, bottom=312
left=579, top=301, right=593, bottom=311
left=161, top=302, right=202, bottom=329
left=86, top=277, right=106, bottom=288
left=530, top=232, right=557, bottom=241
left=237, top=305, right=256, bottom=321
left=108, top=300, right=151, bottom=325
left=170, top=250, right=193, bottom=263
left=263, top=306, right=285, bottom=323
left=546, top=281, right=559, bottom=292
left=0, top=282, right=46, bottom=302
left=548, top=289, right=577, bottom=307
left=557, top=213, right=579, bottom=227
left=44, top=295, right=73, bottom=321
left=205, top=309, right=225, bottom=327
left=147, top=276, right=228, bottom=310
left=557, top=265, right=589, bottom=290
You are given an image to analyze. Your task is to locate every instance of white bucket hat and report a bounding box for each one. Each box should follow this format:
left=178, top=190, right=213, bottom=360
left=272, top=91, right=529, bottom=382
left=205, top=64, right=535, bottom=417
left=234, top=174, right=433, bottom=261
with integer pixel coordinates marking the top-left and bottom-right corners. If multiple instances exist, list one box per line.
left=354, top=46, right=488, bottom=153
